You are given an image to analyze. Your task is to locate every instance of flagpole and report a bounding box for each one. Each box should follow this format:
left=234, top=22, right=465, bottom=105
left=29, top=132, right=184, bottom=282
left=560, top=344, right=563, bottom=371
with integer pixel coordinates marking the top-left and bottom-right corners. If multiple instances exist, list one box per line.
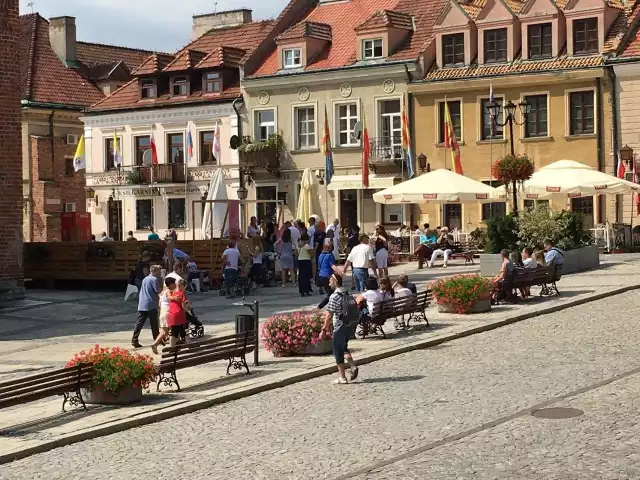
left=489, top=83, right=494, bottom=219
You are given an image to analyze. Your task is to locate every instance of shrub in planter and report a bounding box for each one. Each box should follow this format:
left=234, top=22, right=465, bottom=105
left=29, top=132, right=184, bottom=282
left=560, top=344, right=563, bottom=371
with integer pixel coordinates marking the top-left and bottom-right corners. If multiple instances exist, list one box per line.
left=66, top=345, right=156, bottom=395
left=261, top=310, right=330, bottom=357
left=486, top=214, right=519, bottom=254
left=517, top=204, right=586, bottom=251
left=430, top=274, right=493, bottom=314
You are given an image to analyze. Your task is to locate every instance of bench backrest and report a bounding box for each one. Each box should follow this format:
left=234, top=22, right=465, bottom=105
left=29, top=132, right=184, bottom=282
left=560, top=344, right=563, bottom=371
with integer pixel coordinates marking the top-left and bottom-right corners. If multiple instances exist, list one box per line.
left=372, top=290, right=431, bottom=319
left=0, top=363, right=93, bottom=410
left=159, top=331, right=257, bottom=371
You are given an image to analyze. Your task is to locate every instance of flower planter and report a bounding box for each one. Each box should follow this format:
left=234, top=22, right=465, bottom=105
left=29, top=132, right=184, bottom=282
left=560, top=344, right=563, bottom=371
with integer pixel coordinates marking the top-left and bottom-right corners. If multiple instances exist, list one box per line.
left=438, top=298, right=491, bottom=314
left=480, top=246, right=600, bottom=276
left=298, top=339, right=333, bottom=356
left=82, top=385, right=143, bottom=406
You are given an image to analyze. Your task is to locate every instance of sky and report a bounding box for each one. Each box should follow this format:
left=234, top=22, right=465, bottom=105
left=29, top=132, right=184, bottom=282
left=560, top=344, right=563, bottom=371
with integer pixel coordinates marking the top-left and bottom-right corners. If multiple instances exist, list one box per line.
left=20, top=0, right=291, bottom=52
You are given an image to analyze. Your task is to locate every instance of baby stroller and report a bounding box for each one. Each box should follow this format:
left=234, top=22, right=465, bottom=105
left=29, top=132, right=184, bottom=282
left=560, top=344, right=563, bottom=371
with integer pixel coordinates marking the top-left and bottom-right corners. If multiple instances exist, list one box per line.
left=219, top=259, right=251, bottom=298
left=185, top=307, right=205, bottom=339
left=262, top=252, right=277, bottom=287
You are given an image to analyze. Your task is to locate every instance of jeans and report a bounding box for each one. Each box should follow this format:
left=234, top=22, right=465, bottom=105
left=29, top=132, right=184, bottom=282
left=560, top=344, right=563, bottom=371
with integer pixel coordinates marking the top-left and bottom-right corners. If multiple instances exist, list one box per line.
left=224, top=268, right=238, bottom=295
left=353, top=268, right=369, bottom=292
left=332, top=325, right=351, bottom=365
left=132, top=309, right=159, bottom=343
left=298, top=260, right=312, bottom=294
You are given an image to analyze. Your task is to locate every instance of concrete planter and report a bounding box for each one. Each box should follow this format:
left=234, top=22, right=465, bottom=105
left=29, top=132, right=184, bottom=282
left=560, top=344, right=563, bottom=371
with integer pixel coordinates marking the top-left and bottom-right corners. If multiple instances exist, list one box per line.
left=82, top=385, right=143, bottom=406
left=480, top=246, right=600, bottom=277
left=437, top=298, right=491, bottom=314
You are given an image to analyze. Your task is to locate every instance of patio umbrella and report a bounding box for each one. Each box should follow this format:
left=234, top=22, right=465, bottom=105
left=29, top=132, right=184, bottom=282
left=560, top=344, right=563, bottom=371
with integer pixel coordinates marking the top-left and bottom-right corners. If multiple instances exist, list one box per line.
left=372, top=168, right=498, bottom=204
left=201, top=168, right=228, bottom=239
left=492, top=159, right=640, bottom=200
left=297, top=168, right=321, bottom=221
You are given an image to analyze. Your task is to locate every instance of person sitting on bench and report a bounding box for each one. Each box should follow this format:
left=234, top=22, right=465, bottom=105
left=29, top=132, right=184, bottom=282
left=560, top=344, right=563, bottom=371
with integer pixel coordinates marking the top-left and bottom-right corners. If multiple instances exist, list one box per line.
left=427, top=227, right=453, bottom=268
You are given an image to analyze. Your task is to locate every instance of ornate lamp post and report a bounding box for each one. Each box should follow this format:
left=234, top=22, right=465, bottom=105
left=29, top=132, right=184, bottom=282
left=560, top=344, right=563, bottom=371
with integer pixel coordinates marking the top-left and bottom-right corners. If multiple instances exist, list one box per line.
left=418, top=153, right=430, bottom=173
left=487, top=100, right=531, bottom=215
left=620, top=144, right=634, bottom=171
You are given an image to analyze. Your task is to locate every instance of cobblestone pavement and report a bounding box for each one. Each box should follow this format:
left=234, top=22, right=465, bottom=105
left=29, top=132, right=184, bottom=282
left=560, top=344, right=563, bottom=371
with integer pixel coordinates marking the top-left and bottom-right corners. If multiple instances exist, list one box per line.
left=3, top=288, right=640, bottom=479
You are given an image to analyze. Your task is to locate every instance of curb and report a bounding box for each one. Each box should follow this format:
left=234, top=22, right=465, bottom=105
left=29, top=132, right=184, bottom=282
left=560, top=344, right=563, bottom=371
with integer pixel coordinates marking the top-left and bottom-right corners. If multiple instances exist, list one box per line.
left=2, top=283, right=639, bottom=465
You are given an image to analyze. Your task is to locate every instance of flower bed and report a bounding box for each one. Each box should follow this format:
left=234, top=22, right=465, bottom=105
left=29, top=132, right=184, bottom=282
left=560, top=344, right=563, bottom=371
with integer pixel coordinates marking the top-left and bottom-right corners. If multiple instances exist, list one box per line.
left=66, top=345, right=156, bottom=396
left=261, top=310, right=331, bottom=357
left=430, top=274, right=493, bottom=314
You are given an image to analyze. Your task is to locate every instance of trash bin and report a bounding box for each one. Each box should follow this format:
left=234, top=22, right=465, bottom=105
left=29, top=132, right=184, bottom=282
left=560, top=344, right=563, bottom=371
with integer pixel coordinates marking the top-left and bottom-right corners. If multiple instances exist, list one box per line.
left=235, top=314, right=254, bottom=334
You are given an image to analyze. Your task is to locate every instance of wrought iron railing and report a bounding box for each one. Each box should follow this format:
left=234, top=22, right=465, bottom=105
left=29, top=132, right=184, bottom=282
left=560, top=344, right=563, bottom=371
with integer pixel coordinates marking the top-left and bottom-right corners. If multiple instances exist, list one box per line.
left=369, top=136, right=403, bottom=165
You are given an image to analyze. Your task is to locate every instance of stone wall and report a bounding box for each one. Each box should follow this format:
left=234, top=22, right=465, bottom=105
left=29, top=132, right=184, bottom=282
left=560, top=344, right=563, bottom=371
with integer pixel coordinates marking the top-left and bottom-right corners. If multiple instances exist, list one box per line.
left=0, top=0, right=25, bottom=302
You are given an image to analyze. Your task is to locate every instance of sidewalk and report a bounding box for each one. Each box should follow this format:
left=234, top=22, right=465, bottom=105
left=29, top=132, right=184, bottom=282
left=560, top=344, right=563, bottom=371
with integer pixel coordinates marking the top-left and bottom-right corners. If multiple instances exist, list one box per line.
left=1, top=255, right=639, bottom=463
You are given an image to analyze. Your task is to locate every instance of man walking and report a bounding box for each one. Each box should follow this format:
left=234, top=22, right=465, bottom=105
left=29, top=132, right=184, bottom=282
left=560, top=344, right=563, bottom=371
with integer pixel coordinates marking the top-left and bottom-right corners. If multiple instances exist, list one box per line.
left=340, top=234, right=375, bottom=291
left=132, top=265, right=161, bottom=348
left=222, top=240, right=241, bottom=299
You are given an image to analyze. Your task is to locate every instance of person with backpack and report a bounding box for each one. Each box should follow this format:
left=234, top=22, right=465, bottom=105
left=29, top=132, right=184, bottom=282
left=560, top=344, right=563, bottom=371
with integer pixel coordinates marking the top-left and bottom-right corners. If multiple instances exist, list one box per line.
left=322, top=273, right=359, bottom=384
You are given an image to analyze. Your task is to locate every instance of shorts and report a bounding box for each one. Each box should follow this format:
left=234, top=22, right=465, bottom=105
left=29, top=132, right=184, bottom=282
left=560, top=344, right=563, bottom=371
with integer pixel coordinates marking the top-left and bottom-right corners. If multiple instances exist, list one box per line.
left=159, top=309, right=169, bottom=329
left=375, top=249, right=389, bottom=269
left=170, top=324, right=186, bottom=341
left=332, top=325, right=350, bottom=364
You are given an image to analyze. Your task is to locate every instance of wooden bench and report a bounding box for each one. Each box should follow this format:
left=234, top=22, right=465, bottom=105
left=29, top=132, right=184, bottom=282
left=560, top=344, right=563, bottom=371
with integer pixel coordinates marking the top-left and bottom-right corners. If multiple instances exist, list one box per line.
left=0, top=363, right=93, bottom=412
left=156, top=331, right=256, bottom=392
left=450, top=240, right=481, bottom=265
left=496, top=265, right=562, bottom=303
left=540, top=263, right=563, bottom=297
left=360, top=290, right=431, bottom=339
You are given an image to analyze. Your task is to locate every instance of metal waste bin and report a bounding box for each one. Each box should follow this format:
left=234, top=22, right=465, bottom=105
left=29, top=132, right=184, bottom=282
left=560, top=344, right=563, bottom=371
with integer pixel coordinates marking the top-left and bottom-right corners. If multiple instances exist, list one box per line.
left=235, top=314, right=254, bottom=334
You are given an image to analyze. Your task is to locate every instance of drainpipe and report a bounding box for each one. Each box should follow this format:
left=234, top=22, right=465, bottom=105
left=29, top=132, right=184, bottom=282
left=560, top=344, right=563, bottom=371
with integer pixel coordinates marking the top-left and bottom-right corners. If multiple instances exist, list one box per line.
left=596, top=76, right=608, bottom=223
left=49, top=111, right=55, bottom=179
left=26, top=122, right=33, bottom=242
left=606, top=67, right=619, bottom=224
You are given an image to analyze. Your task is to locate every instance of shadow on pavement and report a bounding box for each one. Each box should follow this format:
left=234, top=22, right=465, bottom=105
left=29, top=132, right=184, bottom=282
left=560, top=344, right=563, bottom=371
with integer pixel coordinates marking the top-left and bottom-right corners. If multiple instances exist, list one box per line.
left=358, top=375, right=425, bottom=384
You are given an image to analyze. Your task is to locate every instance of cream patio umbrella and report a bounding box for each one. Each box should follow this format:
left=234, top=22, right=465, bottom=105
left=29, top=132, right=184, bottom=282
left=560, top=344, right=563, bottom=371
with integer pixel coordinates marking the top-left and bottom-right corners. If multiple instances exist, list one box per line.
left=372, top=168, right=499, bottom=204
left=492, top=159, right=640, bottom=200
left=297, top=168, right=322, bottom=221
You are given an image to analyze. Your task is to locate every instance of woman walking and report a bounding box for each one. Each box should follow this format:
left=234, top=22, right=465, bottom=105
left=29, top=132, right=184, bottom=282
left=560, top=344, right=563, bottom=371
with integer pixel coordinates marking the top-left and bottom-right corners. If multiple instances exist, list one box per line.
left=166, top=278, right=189, bottom=347
left=279, top=228, right=296, bottom=286
left=151, top=276, right=173, bottom=354
left=317, top=242, right=336, bottom=308
left=297, top=233, right=314, bottom=296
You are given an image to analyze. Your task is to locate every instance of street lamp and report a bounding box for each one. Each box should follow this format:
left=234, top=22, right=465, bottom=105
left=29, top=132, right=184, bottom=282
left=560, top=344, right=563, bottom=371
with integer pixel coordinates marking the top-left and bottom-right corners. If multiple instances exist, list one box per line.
left=620, top=144, right=634, bottom=169
left=237, top=185, right=248, bottom=200
left=418, top=153, right=428, bottom=173
left=487, top=99, right=530, bottom=215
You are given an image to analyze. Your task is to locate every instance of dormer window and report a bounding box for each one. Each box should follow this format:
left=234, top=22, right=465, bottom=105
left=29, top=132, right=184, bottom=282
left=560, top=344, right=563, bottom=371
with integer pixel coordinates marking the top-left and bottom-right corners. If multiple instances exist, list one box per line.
left=528, top=23, right=552, bottom=59
left=203, top=72, right=222, bottom=93
left=443, top=33, right=464, bottom=66
left=171, top=76, right=189, bottom=97
left=484, top=29, right=507, bottom=63
left=283, top=48, right=302, bottom=68
left=140, top=78, right=157, bottom=99
left=573, top=18, right=598, bottom=54
left=363, top=39, right=383, bottom=59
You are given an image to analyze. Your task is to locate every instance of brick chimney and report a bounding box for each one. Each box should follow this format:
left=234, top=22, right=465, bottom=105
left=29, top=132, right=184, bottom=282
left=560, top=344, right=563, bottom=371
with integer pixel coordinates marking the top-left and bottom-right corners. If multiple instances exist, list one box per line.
left=49, top=16, right=77, bottom=66
left=192, top=8, right=253, bottom=40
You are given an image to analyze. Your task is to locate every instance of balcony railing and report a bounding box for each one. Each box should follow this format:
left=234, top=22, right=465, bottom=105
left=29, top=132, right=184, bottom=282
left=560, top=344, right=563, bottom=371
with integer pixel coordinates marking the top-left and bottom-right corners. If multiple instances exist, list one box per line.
left=369, top=136, right=403, bottom=164
left=125, top=164, right=186, bottom=185
left=239, top=135, right=281, bottom=174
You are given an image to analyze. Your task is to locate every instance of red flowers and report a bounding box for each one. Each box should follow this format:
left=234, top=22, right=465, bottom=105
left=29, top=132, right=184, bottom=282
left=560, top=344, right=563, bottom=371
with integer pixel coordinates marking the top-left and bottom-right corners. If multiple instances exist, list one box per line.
left=492, top=154, right=534, bottom=187
left=430, top=274, right=492, bottom=314
left=261, top=310, right=330, bottom=356
left=66, top=344, right=156, bottom=395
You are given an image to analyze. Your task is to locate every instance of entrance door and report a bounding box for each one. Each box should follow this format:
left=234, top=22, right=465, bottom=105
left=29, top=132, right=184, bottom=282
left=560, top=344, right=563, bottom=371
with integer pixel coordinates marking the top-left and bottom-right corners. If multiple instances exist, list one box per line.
left=571, top=197, right=594, bottom=229
left=340, top=189, right=358, bottom=232
left=443, top=204, right=462, bottom=231
left=107, top=199, right=123, bottom=241
left=256, top=186, right=277, bottom=223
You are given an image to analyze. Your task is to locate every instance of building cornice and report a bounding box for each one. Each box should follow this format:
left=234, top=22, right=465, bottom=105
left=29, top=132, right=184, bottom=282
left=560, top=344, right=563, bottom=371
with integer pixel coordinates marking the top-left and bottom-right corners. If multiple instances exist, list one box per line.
left=612, top=60, right=640, bottom=77
left=80, top=103, right=236, bottom=128
left=243, top=62, right=416, bottom=91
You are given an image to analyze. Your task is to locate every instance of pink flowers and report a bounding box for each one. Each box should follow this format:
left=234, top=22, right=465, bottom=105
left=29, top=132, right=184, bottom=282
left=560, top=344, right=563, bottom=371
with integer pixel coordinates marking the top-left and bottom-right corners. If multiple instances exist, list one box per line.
left=261, top=310, right=331, bottom=356
left=430, top=274, right=492, bottom=314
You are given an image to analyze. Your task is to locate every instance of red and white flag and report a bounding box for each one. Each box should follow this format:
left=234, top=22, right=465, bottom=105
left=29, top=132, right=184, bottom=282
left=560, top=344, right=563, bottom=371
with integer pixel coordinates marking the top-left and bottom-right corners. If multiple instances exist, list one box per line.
left=617, top=152, right=626, bottom=179
left=150, top=132, right=159, bottom=165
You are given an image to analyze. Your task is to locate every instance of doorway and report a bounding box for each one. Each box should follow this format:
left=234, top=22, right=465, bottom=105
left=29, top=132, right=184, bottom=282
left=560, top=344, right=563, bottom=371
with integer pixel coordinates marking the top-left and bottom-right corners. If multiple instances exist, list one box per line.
left=256, top=185, right=277, bottom=223
left=340, top=189, right=358, bottom=231
left=107, top=199, right=123, bottom=241
left=571, top=197, right=594, bottom=229
left=443, top=204, right=462, bottom=230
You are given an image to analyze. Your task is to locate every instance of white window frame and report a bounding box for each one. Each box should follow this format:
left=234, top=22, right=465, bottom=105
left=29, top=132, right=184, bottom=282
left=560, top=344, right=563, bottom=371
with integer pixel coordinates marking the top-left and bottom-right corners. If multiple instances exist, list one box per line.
left=203, top=72, right=222, bottom=93
left=283, top=48, right=302, bottom=69
left=104, top=135, right=123, bottom=171
left=363, top=38, right=384, bottom=59
left=253, top=108, right=277, bottom=143
left=254, top=182, right=279, bottom=220
left=64, top=202, right=76, bottom=213
left=292, top=102, right=317, bottom=150
left=377, top=97, right=403, bottom=149
left=564, top=87, right=597, bottom=137
left=165, top=129, right=187, bottom=165
left=333, top=99, right=360, bottom=147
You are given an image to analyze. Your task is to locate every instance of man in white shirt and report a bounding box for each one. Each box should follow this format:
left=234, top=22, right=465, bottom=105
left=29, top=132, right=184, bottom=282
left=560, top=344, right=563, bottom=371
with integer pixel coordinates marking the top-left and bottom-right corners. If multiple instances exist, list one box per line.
left=340, top=234, right=375, bottom=291
left=288, top=220, right=301, bottom=245
left=222, top=240, right=241, bottom=299
left=99, top=232, right=114, bottom=242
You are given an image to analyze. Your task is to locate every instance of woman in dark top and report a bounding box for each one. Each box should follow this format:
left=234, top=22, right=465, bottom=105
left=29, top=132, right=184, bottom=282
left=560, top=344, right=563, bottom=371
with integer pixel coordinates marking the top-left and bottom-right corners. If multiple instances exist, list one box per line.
left=134, top=252, right=151, bottom=288
left=262, top=221, right=276, bottom=253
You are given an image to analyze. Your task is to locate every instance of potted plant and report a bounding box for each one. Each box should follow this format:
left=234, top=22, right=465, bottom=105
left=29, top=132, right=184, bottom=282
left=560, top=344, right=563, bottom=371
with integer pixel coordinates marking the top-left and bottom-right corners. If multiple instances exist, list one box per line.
left=430, top=274, right=493, bottom=314
left=66, top=345, right=156, bottom=405
left=261, top=310, right=332, bottom=357
left=492, top=153, right=535, bottom=215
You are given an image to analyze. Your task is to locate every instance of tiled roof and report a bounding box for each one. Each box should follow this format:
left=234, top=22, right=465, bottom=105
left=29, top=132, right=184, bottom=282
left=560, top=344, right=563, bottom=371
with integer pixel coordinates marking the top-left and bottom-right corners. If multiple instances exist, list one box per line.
left=87, top=80, right=241, bottom=112
left=459, top=0, right=487, bottom=19
left=252, top=0, right=448, bottom=76
left=195, top=46, right=247, bottom=69
left=162, top=50, right=207, bottom=73
left=355, top=10, right=414, bottom=31
left=276, top=21, right=333, bottom=42
left=132, top=53, right=175, bottom=75
left=75, top=41, right=156, bottom=71
left=614, top=1, right=640, bottom=56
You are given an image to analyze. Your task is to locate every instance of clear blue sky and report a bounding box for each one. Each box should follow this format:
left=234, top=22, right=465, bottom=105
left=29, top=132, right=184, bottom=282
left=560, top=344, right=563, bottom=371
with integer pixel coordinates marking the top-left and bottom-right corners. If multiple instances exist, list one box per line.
left=21, top=0, right=290, bottom=52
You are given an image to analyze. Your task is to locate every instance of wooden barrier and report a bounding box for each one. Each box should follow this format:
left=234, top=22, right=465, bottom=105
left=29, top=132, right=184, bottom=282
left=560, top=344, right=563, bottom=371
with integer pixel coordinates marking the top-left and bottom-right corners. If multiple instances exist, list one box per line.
left=23, top=239, right=252, bottom=282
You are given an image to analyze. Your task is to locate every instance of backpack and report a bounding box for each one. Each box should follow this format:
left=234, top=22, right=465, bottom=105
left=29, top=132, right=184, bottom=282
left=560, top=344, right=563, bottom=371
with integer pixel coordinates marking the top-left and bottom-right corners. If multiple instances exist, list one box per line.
left=337, top=290, right=359, bottom=327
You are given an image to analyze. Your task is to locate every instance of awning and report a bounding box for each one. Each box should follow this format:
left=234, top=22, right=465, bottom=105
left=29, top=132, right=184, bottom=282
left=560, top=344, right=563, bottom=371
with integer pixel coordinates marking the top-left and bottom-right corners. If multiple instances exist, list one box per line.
left=326, top=173, right=400, bottom=191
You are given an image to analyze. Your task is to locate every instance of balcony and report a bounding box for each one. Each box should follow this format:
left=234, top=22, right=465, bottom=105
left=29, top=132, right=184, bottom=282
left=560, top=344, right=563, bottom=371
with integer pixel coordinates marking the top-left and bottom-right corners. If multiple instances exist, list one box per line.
left=238, top=135, right=281, bottom=175
left=368, top=136, right=403, bottom=173
left=125, top=164, right=186, bottom=185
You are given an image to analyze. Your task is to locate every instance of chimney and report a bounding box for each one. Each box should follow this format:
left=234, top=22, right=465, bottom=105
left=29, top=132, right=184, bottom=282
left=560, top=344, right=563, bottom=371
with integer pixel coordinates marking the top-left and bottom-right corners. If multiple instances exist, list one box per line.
left=192, top=9, right=253, bottom=40
left=49, top=16, right=77, bottom=66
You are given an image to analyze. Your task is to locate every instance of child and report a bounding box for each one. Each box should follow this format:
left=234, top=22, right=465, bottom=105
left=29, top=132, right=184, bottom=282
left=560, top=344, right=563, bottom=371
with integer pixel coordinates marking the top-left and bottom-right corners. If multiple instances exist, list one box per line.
left=247, top=236, right=264, bottom=288
left=151, top=276, right=174, bottom=354
left=297, top=233, right=314, bottom=297
left=167, top=278, right=189, bottom=347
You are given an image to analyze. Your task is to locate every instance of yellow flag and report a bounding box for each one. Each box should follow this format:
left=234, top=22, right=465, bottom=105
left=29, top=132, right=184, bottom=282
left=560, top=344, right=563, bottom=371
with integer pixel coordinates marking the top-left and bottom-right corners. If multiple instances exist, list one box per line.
left=73, top=135, right=85, bottom=172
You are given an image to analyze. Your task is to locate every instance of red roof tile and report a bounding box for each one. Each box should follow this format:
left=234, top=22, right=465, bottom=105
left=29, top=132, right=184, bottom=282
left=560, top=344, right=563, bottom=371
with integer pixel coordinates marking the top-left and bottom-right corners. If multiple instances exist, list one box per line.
left=195, top=46, right=247, bottom=69
left=615, top=1, right=640, bottom=56
left=76, top=41, right=157, bottom=71
left=162, top=50, right=207, bottom=73
left=132, top=53, right=175, bottom=75
left=355, top=9, right=414, bottom=31
left=276, top=21, right=333, bottom=42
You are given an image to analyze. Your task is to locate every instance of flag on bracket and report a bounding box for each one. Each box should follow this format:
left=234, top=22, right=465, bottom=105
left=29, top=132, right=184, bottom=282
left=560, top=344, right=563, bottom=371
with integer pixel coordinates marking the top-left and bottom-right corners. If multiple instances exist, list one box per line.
left=401, top=96, right=415, bottom=178
left=362, top=102, right=370, bottom=189
left=617, top=152, right=626, bottom=179
left=73, top=135, right=85, bottom=172
left=213, top=122, right=222, bottom=161
left=444, top=102, right=463, bottom=175
left=113, top=132, right=122, bottom=167
left=322, top=106, right=334, bottom=185
left=150, top=132, right=159, bottom=164
left=187, top=129, right=194, bottom=162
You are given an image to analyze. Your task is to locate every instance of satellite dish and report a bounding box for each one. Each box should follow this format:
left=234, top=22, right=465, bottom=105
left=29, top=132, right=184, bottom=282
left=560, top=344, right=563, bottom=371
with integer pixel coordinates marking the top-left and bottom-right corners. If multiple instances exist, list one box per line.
left=229, top=134, right=240, bottom=150
left=352, top=121, right=362, bottom=141
left=141, top=149, right=153, bottom=167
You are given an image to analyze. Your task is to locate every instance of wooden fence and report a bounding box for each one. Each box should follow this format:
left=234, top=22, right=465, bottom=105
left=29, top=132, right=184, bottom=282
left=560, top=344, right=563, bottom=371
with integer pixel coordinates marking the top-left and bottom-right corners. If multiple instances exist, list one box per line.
left=23, top=239, right=252, bottom=282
